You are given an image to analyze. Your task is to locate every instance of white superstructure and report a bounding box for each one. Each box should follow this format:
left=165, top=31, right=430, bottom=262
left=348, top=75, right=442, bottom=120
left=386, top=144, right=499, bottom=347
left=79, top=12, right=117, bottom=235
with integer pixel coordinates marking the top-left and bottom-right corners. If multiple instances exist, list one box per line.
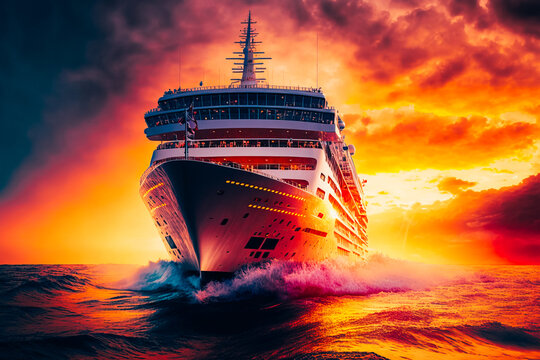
left=140, top=13, right=368, bottom=281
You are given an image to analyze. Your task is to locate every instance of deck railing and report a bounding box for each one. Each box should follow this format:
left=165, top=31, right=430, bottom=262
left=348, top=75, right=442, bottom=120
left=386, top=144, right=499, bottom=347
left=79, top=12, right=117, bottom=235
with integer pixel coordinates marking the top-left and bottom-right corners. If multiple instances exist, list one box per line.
left=156, top=139, right=322, bottom=150
left=161, top=84, right=324, bottom=97
left=140, top=157, right=311, bottom=191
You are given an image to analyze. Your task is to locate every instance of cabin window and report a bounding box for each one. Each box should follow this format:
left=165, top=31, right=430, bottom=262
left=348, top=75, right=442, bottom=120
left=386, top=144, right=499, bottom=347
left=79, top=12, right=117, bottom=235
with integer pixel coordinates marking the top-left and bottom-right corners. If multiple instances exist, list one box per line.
left=285, top=94, right=295, bottom=107
left=239, top=93, right=247, bottom=105
left=245, top=237, right=265, bottom=249
left=248, top=93, right=257, bottom=105
left=202, top=95, right=211, bottom=106
left=165, top=235, right=177, bottom=249
left=316, top=188, right=326, bottom=199
left=221, top=93, right=230, bottom=105
left=295, top=95, right=303, bottom=107
left=239, top=107, right=249, bottom=119
left=320, top=173, right=326, bottom=181
left=229, top=107, right=239, bottom=119
left=221, top=108, right=229, bottom=119
left=261, top=238, right=279, bottom=250
left=249, top=108, right=258, bottom=119
left=259, top=108, right=267, bottom=120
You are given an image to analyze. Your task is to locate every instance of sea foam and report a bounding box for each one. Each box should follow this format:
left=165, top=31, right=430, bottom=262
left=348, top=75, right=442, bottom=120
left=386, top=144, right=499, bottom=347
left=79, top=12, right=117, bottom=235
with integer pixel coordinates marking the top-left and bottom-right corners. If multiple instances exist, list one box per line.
left=120, top=254, right=470, bottom=302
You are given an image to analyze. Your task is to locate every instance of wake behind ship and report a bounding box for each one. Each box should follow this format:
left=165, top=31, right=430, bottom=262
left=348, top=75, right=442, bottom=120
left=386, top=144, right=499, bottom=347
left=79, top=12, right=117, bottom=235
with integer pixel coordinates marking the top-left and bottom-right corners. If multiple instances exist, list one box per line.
left=140, top=12, right=368, bottom=281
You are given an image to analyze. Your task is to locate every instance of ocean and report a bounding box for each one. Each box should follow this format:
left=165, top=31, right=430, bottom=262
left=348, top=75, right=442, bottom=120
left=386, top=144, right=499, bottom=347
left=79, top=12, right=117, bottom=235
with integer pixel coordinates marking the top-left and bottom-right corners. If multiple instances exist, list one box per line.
left=0, top=255, right=538, bottom=359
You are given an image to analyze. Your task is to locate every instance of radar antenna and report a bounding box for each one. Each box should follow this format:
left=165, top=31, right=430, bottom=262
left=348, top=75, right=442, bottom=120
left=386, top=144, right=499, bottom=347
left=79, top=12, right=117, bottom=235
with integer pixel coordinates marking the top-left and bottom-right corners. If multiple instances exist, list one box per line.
left=226, top=11, right=271, bottom=86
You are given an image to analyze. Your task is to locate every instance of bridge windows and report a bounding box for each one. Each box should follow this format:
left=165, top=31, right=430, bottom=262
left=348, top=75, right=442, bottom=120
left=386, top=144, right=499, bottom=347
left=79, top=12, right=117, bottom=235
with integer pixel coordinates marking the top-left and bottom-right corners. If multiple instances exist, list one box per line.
left=248, top=93, right=257, bottom=105
left=158, top=93, right=328, bottom=111
left=146, top=107, right=333, bottom=127
left=202, top=95, right=211, bottom=106
left=267, top=93, right=276, bottom=106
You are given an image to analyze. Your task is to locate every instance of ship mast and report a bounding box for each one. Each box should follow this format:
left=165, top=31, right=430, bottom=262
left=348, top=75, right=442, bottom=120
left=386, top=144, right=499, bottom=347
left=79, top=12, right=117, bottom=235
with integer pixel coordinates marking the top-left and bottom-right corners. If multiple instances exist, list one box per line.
left=226, top=11, right=271, bottom=86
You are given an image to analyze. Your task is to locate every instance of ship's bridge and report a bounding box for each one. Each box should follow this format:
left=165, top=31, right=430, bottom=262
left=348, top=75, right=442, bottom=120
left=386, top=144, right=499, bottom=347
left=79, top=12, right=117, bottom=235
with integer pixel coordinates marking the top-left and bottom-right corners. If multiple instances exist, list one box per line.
left=144, top=85, right=338, bottom=141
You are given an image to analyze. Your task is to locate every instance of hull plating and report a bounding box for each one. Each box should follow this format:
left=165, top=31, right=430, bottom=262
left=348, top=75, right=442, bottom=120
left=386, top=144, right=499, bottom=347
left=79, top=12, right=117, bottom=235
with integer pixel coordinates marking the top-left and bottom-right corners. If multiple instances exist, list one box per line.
left=140, top=160, right=364, bottom=274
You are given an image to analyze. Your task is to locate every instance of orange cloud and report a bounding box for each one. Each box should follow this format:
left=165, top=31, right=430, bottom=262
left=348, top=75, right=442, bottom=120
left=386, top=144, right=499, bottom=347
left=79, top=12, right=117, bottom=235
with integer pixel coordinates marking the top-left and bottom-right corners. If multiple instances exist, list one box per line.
left=437, top=177, right=477, bottom=194
left=345, top=111, right=539, bottom=174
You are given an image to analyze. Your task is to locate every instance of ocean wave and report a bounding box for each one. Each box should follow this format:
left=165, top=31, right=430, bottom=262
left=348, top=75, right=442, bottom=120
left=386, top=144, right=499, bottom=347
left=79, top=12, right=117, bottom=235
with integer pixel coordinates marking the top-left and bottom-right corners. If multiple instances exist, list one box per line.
left=0, top=270, right=91, bottom=297
left=122, top=254, right=471, bottom=302
left=456, top=322, right=540, bottom=349
left=195, top=253, right=470, bottom=302
left=113, top=260, right=199, bottom=294
left=0, top=332, right=169, bottom=360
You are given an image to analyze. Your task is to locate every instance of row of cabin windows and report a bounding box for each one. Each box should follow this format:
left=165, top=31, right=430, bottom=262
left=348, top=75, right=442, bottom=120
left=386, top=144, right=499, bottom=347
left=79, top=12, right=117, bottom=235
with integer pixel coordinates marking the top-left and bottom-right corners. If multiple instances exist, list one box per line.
left=157, top=139, right=322, bottom=150
left=146, top=107, right=334, bottom=127
left=159, top=93, right=327, bottom=111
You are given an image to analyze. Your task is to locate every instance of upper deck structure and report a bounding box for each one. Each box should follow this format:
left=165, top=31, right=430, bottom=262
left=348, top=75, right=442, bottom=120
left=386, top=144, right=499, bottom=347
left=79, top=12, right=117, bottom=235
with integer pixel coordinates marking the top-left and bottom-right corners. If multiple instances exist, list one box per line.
left=139, top=13, right=368, bottom=279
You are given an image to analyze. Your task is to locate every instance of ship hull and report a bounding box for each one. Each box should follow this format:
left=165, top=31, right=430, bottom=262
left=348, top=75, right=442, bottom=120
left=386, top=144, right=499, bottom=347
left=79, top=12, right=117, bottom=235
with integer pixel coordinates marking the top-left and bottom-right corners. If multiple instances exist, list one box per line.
left=140, top=160, right=341, bottom=276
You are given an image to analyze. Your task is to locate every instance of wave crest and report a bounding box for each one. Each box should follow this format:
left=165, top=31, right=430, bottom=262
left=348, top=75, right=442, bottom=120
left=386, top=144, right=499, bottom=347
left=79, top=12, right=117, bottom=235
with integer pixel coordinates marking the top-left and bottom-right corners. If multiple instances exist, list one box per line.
left=196, top=254, right=467, bottom=302
left=114, top=260, right=199, bottom=293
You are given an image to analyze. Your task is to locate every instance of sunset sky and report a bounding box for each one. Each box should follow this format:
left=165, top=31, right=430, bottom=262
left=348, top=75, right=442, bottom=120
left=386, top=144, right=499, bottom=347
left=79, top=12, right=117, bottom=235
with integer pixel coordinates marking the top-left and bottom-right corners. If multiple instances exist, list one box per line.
left=1, top=0, right=538, bottom=265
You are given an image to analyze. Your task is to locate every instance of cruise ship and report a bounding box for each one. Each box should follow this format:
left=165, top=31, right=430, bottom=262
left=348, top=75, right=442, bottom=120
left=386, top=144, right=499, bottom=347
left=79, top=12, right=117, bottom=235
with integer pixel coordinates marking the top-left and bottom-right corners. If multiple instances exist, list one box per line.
left=140, top=13, right=368, bottom=282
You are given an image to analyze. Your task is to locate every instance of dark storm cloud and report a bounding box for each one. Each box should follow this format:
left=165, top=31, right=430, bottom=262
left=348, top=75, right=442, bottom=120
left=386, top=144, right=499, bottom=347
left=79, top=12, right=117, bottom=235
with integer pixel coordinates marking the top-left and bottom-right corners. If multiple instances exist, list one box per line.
left=39, top=0, right=182, bottom=133
left=477, top=175, right=540, bottom=235
left=0, top=0, right=176, bottom=191
left=490, top=0, right=540, bottom=37
left=426, top=175, right=540, bottom=263
left=370, top=174, right=540, bottom=264
left=280, top=0, right=540, bottom=87
left=463, top=175, right=540, bottom=263
left=0, top=0, right=231, bottom=194
left=0, top=1, right=105, bottom=190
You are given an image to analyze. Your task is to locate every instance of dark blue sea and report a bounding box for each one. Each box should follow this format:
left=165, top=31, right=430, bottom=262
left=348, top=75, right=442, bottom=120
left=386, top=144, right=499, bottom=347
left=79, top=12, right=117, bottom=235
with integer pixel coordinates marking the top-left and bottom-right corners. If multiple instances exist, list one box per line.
left=1, top=255, right=539, bottom=359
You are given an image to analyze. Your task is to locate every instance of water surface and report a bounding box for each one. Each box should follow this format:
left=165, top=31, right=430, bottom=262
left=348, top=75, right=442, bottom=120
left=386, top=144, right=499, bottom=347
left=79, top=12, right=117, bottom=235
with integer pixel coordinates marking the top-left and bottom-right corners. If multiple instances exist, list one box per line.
left=0, top=256, right=538, bottom=359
